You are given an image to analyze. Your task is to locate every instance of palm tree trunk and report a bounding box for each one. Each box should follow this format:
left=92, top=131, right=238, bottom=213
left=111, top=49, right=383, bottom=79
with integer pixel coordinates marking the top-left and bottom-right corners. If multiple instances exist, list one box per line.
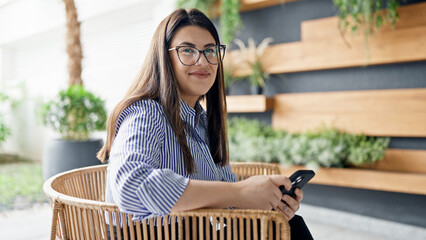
left=63, top=0, right=83, bottom=86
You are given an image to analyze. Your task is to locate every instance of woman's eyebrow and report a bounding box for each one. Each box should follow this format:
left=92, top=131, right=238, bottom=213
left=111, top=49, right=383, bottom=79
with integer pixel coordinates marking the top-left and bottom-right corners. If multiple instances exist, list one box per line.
left=177, top=42, right=216, bottom=47
left=178, top=42, right=195, bottom=46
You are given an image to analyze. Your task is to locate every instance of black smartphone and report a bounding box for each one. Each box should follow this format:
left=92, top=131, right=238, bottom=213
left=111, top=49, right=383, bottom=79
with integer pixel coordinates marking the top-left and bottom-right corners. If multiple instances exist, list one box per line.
left=279, top=170, right=315, bottom=198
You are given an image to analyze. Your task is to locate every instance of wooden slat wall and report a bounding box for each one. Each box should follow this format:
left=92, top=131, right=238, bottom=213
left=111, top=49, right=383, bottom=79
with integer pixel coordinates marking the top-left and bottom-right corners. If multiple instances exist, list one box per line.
left=301, top=2, right=426, bottom=41
left=226, top=95, right=273, bottom=112
left=214, top=0, right=298, bottom=16
left=230, top=2, right=426, bottom=76
left=240, top=0, right=298, bottom=12
left=272, top=88, right=426, bottom=137
left=279, top=165, right=426, bottom=195
left=218, top=0, right=426, bottom=195
left=271, top=88, right=426, bottom=195
left=360, top=149, right=426, bottom=174
left=201, top=95, right=273, bottom=112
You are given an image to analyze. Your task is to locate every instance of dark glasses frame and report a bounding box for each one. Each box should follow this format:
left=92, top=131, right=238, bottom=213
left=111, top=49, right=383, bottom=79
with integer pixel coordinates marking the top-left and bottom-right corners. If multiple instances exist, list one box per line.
left=168, top=45, right=226, bottom=66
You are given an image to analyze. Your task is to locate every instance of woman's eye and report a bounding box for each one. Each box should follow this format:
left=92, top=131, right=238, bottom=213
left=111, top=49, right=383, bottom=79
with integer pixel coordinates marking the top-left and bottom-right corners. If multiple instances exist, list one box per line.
left=181, top=48, right=195, bottom=55
left=205, top=48, right=216, bottom=56
left=205, top=48, right=215, bottom=53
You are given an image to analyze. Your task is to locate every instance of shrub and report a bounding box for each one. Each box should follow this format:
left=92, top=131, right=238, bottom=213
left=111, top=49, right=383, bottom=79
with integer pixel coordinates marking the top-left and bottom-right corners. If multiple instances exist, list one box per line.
left=39, top=85, right=107, bottom=141
left=227, top=117, right=390, bottom=168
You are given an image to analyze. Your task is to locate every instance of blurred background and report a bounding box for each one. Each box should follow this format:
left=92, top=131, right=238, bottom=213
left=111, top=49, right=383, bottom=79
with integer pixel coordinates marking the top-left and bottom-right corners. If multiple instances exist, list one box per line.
left=0, top=0, right=425, bottom=239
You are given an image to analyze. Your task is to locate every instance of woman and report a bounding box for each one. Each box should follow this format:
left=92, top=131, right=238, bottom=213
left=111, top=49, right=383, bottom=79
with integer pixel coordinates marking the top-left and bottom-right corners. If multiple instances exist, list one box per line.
left=98, top=8, right=311, bottom=239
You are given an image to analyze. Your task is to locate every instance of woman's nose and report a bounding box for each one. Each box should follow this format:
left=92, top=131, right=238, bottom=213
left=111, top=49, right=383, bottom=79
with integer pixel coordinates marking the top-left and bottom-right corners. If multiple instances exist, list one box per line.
left=195, top=53, right=209, bottom=66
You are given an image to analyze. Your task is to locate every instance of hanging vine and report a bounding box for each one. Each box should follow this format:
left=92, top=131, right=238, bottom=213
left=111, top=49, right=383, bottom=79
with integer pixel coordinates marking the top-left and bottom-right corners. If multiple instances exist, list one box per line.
left=176, top=0, right=242, bottom=45
left=333, top=0, right=402, bottom=60
left=220, top=0, right=243, bottom=45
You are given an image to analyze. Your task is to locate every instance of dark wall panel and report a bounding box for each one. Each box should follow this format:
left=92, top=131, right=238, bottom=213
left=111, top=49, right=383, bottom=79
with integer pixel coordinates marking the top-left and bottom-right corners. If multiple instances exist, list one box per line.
left=303, top=184, right=426, bottom=228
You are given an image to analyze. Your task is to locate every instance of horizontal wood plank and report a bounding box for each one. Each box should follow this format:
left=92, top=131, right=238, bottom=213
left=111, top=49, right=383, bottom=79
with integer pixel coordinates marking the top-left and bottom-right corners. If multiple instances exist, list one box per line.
left=359, top=149, right=426, bottom=174
left=278, top=164, right=426, bottom=195
left=240, top=0, right=298, bottom=12
left=259, top=25, right=426, bottom=74
left=272, top=88, right=426, bottom=137
left=301, top=2, right=426, bottom=41
left=226, top=95, right=274, bottom=112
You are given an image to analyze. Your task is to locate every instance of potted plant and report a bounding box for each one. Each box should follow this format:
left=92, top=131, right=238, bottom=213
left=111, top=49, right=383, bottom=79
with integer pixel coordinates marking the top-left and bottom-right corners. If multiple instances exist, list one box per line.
left=223, top=48, right=244, bottom=95
left=39, top=0, right=107, bottom=180
left=39, top=85, right=107, bottom=180
left=234, top=37, right=273, bottom=95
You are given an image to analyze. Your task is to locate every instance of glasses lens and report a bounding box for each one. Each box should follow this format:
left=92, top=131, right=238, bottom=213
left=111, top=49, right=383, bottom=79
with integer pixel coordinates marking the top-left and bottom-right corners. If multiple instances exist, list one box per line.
left=177, top=46, right=199, bottom=65
left=205, top=45, right=225, bottom=64
left=176, top=45, right=225, bottom=65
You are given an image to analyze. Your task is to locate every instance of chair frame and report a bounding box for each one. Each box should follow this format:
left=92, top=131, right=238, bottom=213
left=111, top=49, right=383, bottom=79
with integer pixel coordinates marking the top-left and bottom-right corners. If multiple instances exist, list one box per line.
left=44, top=162, right=290, bottom=240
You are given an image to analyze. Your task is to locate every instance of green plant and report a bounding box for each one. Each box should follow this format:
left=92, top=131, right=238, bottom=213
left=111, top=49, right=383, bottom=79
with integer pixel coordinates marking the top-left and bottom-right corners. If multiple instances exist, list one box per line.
left=227, top=117, right=390, bottom=168
left=223, top=49, right=244, bottom=92
left=333, top=0, right=400, bottom=34
left=228, top=117, right=281, bottom=163
left=234, top=38, right=273, bottom=88
left=333, top=0, right=402, bottom=59
left=0, top=92, right=11, bottom=146
left=176, top=0, right=217, bottom=17
left=220, top=0, right=242, bottom=44
left=248, top=60, right=269, bottom=88
left=176, top=0, right=242, bottom=45
left=39, top=85, right=107, bottom=141
left=0, top=162, right=46, bottom=210
left=0, top=115, right=10, bottom=146
left=0, top=115, right=11, bottom=146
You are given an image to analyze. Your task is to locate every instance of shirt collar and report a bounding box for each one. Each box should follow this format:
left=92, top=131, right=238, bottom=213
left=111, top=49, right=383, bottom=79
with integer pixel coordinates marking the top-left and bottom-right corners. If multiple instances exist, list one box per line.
left=180, top=99, right=207, bottom=128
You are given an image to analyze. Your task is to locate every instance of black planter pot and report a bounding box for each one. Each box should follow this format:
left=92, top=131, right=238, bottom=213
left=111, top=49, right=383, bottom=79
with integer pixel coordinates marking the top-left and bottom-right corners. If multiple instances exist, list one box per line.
left=42, top=138, right=104, bottom=180
left=250, top=85, right=264, bottom=95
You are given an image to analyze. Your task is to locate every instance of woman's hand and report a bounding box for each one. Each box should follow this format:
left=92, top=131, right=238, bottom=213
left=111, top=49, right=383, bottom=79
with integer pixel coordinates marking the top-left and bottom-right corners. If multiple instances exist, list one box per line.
left=234, top=175, right=292, bottom=211
left=275, top=188, right=304, bottom=220
left=234, top=175, right=304, bottom=221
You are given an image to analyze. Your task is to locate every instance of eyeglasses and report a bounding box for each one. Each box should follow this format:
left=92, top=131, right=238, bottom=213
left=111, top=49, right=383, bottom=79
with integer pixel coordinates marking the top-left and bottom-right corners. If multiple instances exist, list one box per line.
left=168, top=45, right=226, bottom=66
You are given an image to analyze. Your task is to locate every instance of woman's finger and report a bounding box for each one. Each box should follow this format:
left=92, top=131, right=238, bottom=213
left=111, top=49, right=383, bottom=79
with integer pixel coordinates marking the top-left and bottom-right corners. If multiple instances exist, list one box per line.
left=294, top=188, right=304, bottom=202
left=269, top=175, right=292, bottom=191
left=282, top=194, right=300, bottom=212
left=273, top=187, right=282, bottom=203
left=275, top=201, right=294, bottom=220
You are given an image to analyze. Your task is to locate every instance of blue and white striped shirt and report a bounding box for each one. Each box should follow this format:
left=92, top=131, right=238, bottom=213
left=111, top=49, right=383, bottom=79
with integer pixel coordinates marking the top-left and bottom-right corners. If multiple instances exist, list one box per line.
left=105, top=99, right=237, bottom=221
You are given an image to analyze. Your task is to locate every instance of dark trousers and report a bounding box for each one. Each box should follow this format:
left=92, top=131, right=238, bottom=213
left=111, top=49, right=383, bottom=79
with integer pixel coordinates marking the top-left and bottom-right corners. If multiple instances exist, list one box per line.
left=108, top=215, right=313, bottom=239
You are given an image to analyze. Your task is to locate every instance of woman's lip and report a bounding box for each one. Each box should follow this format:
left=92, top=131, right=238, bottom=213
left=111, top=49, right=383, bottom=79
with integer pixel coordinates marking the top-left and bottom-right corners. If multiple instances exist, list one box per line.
left=189, top=71, right=210, bottom=75
left=189, top=71, right=210, bottom=79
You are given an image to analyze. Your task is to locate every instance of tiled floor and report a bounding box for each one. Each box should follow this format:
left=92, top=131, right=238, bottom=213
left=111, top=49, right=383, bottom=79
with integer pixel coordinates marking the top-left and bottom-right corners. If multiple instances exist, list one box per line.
left=1, top=203, right=424, bottom=240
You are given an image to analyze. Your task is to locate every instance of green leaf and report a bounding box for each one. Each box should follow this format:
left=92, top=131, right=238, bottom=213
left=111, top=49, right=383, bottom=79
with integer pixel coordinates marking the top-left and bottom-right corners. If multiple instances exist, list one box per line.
left=220, top=0, right=242, bottom=44
left=37, top=85, right=107, bottom=141
left=333, top=0, right=402, bottom=54
left=227, top=117, right=390, bottom=168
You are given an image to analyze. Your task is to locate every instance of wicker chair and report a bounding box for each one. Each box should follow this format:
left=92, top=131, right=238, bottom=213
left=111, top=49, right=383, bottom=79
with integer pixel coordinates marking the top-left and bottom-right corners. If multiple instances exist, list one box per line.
left=43, top=162, right=290, bottom=240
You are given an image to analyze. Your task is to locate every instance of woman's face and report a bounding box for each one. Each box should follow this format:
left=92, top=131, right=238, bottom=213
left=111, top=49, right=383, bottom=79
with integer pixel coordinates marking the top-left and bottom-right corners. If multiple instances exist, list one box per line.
left=169, top=25, right=218, bottom=108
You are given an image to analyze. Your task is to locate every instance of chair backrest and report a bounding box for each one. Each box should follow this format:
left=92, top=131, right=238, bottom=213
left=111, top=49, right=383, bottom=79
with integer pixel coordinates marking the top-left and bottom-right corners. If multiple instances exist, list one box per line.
left=230, top=162, right=281, bottom=181
left=44, top=163, right=289, bottom=240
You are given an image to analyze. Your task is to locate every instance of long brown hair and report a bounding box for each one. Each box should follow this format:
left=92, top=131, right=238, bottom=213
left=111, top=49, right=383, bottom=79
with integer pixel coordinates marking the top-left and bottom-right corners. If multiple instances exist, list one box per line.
left=97, top=9, right=228, bottom=174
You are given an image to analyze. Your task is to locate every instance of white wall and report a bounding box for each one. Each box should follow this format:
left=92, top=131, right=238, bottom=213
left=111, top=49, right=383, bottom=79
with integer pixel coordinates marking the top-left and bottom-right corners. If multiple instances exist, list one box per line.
left=0, top=0, right=176, bottom=161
